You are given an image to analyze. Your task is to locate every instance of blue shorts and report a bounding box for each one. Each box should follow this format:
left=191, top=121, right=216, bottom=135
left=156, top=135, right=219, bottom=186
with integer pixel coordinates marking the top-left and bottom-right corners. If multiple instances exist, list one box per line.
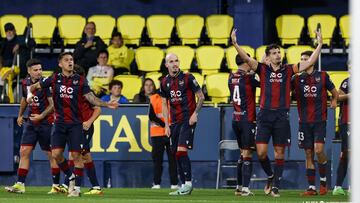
left=52, top=123, right=84, bottom=152
left=232, top=120, right=256, bottom=150
left=21, top=122, right=52, bottom=151
left=82, top=124, right=94, bottom=155
left=339, top=123, right=349, bottom=152
left=256, top=109, right=291, bottom=146
left=170, top=121, right=196, bottom=153
left=298, top=121, right=326, bottom=149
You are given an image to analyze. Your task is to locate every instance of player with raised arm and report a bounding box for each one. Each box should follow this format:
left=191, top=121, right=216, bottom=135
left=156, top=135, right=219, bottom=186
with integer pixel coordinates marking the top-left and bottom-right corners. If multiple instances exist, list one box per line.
left=228, top=54, right=259, bottom=196
left=230, top=28, right=323, bottom=197
left=27, top=52, right=118, bottom=197
left=160, top=53, right=205, bottom=195
left=292, top=51, right=338, bottom=196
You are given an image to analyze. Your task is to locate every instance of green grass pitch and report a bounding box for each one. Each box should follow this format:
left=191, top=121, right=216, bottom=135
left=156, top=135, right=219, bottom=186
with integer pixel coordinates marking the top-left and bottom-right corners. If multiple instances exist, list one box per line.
left=0, top=186, right=350, bottom=203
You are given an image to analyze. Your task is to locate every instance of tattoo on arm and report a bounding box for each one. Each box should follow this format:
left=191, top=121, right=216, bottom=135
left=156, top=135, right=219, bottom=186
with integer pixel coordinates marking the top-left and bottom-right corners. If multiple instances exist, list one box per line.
left=40, top=97, right=54, bottom=118
left=194, top=90, right=205, bottom=113
left=84, top=92, right=109, bottom=107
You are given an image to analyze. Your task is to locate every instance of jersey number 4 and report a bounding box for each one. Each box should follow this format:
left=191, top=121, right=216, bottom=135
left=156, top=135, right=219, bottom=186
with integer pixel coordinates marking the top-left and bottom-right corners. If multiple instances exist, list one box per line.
left=232, top=85, right=241, bottom=105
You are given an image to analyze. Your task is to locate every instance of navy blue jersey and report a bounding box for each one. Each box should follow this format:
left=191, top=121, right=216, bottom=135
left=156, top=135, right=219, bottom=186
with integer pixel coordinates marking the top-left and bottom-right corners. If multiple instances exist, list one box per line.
left=292, top=71, right=335, bottom=123
left=256, top=62, right=298, bottom=110
left=228, top=70, right=259, bottom=121
left=40, top=73, right=91, bottom=124
left=22, top=77, right=54, bottom=125
left=160, top=71, right=201, bottom=124
left=339, top=77, right=349, bottom=124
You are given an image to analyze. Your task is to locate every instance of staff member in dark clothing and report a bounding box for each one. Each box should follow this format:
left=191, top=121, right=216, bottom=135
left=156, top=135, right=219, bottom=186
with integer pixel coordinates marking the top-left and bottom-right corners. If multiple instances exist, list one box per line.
left=149, top=89, right=179, bottom=189
left=73, top=22, right=106, bottom=72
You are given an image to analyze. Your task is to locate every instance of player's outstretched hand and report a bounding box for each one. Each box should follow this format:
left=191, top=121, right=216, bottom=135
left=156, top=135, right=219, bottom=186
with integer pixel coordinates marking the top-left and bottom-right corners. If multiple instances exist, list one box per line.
left=107, top=100, right=120, bottom=109
left=315, top=30, right=323, bottom=45
left=17, top=116, right=24, bottom=127
left=29, top=113, right=44, bottom=122
left=231, top=29, right=237, bottom=44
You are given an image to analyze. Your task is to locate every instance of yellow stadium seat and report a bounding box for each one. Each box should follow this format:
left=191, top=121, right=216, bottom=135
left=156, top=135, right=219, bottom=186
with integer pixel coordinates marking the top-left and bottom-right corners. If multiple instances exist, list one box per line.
left=308, top=14, right=336, bottom=46
left=117, top=15, right=145, bottom=46
left=276, top=15, right=304, bottom=46
left=145, top=72, right=163, bottom=89
left=42, top=71, right=54, bottom=78
left=256, top=45, right=285, bottom=62
left=135, top=47, right=164, bottom=72
left=339, top=15, right=350, bottom=46
left=286, top=45, right=314, bottom=64
left=29, top=15, right=57, bottom=45
left=176, top=15, right=204, bottom=46
left=88, top=15, right=116, bottom=45
left=0, top=14, right=27, bottom=37
left=205, top=15, right=233, bottom=46
left=191, top=72, right=204, bottom=87
left=113, top=75, right=142, bottom=99
left=58, top=15, right=86, bottom=46
left=205, top=73, right=230, bottom=103
left=226, top=46, right=255, bottom=71
left=166, top=46, right=194, bottom=72
left=196, top=46, right=224, bottom=75
left=147, top=15, right=174, bottom=46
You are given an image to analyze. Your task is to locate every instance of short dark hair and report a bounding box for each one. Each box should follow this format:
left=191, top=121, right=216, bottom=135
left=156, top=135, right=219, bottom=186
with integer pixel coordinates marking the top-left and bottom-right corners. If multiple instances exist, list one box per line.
left=112, top=31, right=122, bottom=39
left=26, top=58, right=42, bottom=68
left=265, top=44, right=281, bottom=56
left=109, top=80, right=123, bottom=89
left=300, top=51, right=313, bottom=57
left=85, top=21, right=96, bottom=28
left=58, top=52, right=73, bottom=62
left=235, top=53, right=250, bottom=66
left=97, top=49, right=109, bottom=58
left=74, top=64, right=85, bottom=76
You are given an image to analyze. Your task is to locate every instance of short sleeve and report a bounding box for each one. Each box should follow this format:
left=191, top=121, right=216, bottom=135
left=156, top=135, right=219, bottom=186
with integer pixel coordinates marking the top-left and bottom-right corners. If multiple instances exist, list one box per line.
left=188, top=74, right=201, bottom=93
left=255, top=62, right=265, bottom=75
left=251, top=74, right=260, bottom=88
left=82, top=77, right=91, bottom=95
left=291, top=75, right=297, bottom=90
left=159, top=78, right=167, bottom=98
left=325, top=73, right=335, bottom=91
left=291, top=63, right=299, bottom=75
left=45, top=87, right=52, bottom=98
left=21, top=80, right=27, bottom=98
left=39, top=76, right=53, bottom=88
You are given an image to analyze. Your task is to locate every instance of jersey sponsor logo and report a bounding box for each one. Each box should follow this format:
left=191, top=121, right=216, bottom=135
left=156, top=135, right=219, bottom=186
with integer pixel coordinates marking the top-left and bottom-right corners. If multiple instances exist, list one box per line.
left=170, top=90, right=182, bottom=102
left=29, top=95, right=40, bottom=107
left=269, top=72, right=283, bottom=83
left=59, top=85, right=74, bottom=99
left=303, top=85, right=318, bottom=97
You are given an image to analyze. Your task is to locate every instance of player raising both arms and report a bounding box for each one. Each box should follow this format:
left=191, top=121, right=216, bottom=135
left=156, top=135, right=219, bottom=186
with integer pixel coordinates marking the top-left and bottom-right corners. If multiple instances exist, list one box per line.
left=27, top=52, right=118, bottom=197
left=231, top=28, right=323, bottom=197
left=228, top=54, right=259, bottom=196
left=292, top=51, right=338, bottom=196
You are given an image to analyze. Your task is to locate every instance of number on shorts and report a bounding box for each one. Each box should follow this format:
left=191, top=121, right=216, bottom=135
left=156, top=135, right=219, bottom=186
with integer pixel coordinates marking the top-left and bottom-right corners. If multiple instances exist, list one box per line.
left=298, top=132, right=304, bottom=141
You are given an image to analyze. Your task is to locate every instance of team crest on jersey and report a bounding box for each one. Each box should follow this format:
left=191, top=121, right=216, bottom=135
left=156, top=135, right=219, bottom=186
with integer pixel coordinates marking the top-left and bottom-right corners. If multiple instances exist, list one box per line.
left=315, top=77, right=321, bottom=82
left=167, top=83, right=170, bottom=88
left=179, top=80, right=184, bottom=86
left=73, top=80, right=79, bottom=85
left=57, top=80, right=61, bottom=83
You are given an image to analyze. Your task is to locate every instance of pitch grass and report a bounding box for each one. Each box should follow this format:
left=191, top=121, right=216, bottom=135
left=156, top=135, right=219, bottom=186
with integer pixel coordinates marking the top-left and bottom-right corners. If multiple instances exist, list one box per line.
left=0, top=186, right=350, bottom=203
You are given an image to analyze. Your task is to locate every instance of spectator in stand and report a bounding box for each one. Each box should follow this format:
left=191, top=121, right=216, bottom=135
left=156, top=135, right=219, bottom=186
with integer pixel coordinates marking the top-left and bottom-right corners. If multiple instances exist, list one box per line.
left=100, top=80, right=129, bottom=104
left=107, top=32, right=133, bottom=75
left=86, top=50, right=114, bottom=96
left=73, top=22, right=106, bottom=72
left=0, top=22, right=35, bottom=79
left=133, top=78, right=156, bottom=103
